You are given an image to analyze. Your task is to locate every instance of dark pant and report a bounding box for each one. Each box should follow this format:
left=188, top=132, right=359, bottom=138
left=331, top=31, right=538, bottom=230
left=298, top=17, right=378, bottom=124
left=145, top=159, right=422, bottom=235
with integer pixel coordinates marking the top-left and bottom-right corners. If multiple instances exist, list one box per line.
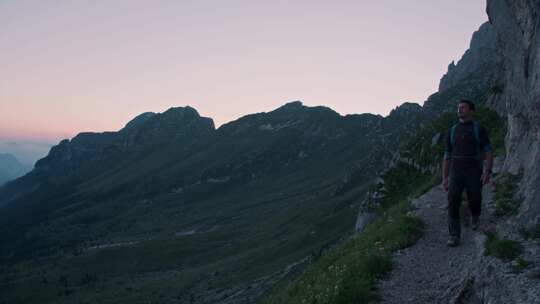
left=447, top=165, right=482, bottom=237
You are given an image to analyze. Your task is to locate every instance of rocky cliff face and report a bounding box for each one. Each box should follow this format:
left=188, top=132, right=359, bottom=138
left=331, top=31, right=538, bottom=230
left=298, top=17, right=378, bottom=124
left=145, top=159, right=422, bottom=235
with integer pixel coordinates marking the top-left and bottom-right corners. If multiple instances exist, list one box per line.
left=439, top=22, right=501, bottom=93
left=486, top=0, right=540, bottom=226
left=414, top=21, right=501, bottom=118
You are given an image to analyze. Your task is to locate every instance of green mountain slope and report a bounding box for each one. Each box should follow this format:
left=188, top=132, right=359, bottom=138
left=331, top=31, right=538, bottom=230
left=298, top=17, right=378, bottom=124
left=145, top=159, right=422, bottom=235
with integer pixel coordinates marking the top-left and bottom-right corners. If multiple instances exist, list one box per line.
left=0, top=21, right=504, bottom=304
left=0, top=101, right=424, bottom=304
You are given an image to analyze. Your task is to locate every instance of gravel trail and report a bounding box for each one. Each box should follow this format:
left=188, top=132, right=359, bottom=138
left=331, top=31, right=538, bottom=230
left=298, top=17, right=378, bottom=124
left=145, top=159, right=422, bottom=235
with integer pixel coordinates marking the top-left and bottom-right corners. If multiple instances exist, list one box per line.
left=378, top=183, right=540, bottom=304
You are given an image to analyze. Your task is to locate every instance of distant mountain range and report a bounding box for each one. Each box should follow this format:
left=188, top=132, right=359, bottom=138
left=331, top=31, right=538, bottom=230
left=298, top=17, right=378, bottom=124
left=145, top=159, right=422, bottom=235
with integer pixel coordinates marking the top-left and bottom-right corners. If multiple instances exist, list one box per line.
left=0, top=140, right=53, bottom=167
left=0, top=153, right=30, bottom=185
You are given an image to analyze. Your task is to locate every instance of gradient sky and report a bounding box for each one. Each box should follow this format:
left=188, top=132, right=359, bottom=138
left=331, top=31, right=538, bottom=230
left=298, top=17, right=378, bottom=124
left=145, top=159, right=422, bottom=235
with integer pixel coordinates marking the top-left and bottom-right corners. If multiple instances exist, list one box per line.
left=1, top=0, right=487, bottom=144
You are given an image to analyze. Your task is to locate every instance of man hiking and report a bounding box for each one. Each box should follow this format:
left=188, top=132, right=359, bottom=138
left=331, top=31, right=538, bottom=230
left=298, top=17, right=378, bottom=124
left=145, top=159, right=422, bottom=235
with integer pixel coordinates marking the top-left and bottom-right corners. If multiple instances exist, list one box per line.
left=442, top=99, right=493, bottom=247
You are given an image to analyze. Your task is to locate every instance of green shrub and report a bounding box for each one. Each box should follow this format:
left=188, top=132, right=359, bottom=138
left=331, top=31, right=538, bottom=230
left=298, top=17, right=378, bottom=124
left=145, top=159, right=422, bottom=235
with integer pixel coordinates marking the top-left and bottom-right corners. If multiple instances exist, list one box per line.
left=493, top=172, right=523, bottom=217
left=484, top=231, right=522, bottom=262
left=494, top=172, right=522, bottom=214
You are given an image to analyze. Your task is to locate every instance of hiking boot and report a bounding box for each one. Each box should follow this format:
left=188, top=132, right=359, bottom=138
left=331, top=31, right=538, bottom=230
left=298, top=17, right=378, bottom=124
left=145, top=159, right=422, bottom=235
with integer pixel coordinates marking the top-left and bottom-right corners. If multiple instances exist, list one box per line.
left=472, top=217, right=479, bottom=231
left=447, top=236, right=460, bottom=247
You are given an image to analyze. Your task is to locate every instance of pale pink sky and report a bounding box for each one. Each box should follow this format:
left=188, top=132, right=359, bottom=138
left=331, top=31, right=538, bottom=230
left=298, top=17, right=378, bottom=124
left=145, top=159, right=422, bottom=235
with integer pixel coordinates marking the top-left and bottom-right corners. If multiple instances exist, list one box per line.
left=0, top=0, right=487, bottom=143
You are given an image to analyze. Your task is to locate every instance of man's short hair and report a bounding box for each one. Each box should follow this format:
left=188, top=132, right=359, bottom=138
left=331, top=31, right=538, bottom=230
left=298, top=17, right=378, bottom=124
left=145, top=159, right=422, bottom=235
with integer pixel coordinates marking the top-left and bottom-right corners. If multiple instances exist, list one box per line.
left=459, top=99, right=475, bottom=111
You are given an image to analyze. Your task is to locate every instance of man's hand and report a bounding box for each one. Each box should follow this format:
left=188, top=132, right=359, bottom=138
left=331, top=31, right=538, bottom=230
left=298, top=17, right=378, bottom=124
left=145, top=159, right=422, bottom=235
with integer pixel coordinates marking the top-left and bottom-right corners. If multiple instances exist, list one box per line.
left=481, top=171, right=491, bottom=185
left=443, top=177, right=449, bottom=192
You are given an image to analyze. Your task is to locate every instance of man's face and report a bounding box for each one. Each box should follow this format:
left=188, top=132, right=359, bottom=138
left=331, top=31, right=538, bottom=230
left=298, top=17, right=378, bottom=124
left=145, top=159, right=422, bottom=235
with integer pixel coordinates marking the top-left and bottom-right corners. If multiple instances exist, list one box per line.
left=457, top=102, right=473, bottom=119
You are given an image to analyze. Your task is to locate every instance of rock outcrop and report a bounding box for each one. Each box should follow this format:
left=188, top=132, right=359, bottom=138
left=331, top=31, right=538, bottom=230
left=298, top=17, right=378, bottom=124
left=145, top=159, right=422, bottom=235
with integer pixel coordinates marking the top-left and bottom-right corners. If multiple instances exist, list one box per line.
left=415, top=21, right=502, bottom=117
left=439, top=22, right=501, bottom=93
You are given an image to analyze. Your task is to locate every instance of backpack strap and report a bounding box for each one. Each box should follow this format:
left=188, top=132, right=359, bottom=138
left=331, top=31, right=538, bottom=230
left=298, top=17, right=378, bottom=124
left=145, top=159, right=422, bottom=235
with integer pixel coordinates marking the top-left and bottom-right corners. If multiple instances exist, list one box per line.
left=450, top=124, right=458, bottom=148
left=473, top=121, right=480, bottom=145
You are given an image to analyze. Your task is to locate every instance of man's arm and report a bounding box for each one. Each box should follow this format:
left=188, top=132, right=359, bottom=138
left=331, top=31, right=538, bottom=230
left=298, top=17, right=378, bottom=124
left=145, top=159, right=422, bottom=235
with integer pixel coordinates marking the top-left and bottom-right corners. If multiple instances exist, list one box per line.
left=443, top=129, right=452, bottom=192
left=482, top=151, right=493, bottom=184
left=442, top=158, right=450, bottom=192
left=480, top=126, right=493, bottom=184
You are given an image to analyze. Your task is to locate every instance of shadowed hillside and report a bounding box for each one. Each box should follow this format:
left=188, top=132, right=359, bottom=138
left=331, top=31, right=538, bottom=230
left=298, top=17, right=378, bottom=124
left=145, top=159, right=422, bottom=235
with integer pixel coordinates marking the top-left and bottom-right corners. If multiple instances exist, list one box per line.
left=0, top=20, right=511, bottom=304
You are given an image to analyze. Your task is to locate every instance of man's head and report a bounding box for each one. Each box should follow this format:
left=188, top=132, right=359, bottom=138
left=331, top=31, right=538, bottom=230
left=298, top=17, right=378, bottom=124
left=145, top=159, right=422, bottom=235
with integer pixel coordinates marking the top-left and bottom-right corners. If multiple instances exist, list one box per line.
left=457, top=99, right=475, bottom=121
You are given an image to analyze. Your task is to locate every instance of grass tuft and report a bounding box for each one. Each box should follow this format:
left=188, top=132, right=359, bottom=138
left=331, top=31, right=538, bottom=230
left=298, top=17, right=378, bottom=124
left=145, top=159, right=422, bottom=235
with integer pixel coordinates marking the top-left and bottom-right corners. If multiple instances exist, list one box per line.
left=484, top=231, right=522, bottom=262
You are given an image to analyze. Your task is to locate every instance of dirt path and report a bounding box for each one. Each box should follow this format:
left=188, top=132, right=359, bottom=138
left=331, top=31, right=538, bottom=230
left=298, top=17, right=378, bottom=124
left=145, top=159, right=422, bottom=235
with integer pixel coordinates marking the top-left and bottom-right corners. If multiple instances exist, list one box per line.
left=378, top=184, right=540, bottom=304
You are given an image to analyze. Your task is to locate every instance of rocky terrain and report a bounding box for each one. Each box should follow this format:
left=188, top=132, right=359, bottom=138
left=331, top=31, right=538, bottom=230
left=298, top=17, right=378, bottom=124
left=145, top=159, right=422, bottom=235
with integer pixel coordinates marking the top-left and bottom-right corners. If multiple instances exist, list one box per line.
left=439, top=22, right=501, bottom=93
